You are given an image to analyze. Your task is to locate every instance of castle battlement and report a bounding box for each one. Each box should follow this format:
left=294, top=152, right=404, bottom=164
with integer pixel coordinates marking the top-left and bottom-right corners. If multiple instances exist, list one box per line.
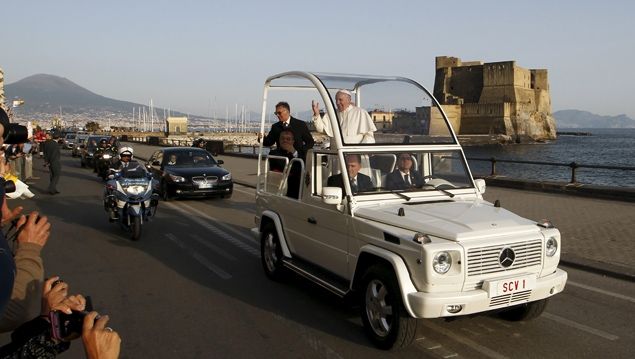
left=434, top=56, right=556, bottom=143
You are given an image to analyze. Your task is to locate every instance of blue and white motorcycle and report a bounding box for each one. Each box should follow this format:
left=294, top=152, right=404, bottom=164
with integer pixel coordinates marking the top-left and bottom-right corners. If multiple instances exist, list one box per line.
left=104, top=162, right=159, bottom=241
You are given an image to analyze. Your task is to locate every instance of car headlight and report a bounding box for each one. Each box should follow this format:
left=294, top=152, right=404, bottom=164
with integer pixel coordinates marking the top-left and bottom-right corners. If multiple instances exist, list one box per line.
left=546, top=236, right=558, bottom=257
left=124, top=185, right=147, bottom=195
left=222, top=173, right=232, bottom=181
left=169, top=174, right=186, bottom=183
left=103, top=154, right=112, bottom=159
left=433, top=251, right=452, bottom=274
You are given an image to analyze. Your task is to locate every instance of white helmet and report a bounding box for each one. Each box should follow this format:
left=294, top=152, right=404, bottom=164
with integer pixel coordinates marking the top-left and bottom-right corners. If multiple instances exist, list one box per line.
left=118, top=146, right=134, bottom=159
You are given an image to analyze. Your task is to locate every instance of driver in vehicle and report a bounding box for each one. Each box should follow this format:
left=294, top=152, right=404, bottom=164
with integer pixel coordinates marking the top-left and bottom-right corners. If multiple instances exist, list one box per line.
left=385, top=152, right=425, bottom=190
left=327, top=154, right=373, bottom=194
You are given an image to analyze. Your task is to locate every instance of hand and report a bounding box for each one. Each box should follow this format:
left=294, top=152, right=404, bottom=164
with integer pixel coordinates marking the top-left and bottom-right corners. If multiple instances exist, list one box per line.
left=16, top=212, right=50, bottom=247
left=312, top=100, right=320, bottom=116
left=41, top=276, right=86, bottom=315
left=1, top=198, right=23, bottom=226
left=82, top=312, right=121, bottom=359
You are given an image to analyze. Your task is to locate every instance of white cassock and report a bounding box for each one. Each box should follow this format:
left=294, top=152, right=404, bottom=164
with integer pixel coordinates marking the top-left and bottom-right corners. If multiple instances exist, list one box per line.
left=313, top=105, right=377, bottom=144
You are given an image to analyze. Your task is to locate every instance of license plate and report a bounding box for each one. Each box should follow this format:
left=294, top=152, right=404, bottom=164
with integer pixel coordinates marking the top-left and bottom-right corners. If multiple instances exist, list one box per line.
left=483, top=274, right=536, bottom=297
left=198, top=182, right=213, bottom=189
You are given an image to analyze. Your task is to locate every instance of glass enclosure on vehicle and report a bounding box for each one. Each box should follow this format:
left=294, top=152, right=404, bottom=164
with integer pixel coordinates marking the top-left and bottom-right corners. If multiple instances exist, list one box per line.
left=261, top=72, right=457, bottom=149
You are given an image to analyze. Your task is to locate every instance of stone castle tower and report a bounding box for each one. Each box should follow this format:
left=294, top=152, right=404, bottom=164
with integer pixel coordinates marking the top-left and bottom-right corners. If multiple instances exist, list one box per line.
left=433, top=56, right=556, bottom=143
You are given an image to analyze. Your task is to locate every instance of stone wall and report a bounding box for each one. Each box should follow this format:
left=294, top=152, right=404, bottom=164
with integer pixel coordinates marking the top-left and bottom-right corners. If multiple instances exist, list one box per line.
left=434, top=56, right=556, bottom=143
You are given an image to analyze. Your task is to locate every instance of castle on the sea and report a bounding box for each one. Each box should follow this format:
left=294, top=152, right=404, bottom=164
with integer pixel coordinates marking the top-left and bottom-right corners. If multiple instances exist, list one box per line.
left=433, top=56, right=556, bottom=143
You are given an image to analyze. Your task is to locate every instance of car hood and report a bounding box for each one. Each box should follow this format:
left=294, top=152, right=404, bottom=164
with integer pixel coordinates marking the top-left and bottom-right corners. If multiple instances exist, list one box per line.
left=354, top=198, right=538, bottom=242
left=166, top=166, right=228, bottom=177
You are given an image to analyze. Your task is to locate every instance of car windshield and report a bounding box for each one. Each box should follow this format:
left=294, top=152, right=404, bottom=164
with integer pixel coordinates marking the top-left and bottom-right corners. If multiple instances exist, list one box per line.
left=266, top=72, right=456, bottom=147
left=165, top=150, right=217, bottom=167
left=318, top=149, right=473, bottom=197
left=87, top=137, right=109, bottom=150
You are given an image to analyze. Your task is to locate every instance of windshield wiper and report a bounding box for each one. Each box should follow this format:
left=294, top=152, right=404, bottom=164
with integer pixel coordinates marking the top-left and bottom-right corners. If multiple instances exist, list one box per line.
left=389, top=190, right=412, bottom=201
left=422, top=184, right=455, bottom=198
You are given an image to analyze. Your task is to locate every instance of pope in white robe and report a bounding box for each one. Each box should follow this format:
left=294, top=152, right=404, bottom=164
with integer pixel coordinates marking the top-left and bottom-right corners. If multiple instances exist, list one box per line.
left=312, top=90, right=377, bottom=144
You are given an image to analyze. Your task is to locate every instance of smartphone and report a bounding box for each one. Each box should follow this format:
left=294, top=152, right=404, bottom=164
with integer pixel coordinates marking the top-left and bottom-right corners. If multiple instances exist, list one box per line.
left=49, top=296, right=95, bottom=341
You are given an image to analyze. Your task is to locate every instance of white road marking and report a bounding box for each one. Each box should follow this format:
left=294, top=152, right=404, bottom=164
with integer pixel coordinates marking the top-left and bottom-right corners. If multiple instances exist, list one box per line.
left=165, top=201, right=260, bottom=257
left=542, top=313, right=619, bottom=341
left=165, top=233, right=232, bottom=280
left=421, top=320, right=510, bottom=359
left=190, top=234, right=237, bottom=261
left=567, top=280, right=635, bottom=303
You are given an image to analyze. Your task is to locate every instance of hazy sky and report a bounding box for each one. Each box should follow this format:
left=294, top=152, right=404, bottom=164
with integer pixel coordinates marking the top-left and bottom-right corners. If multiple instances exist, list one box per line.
left=2, top=0, right=633, bottom=118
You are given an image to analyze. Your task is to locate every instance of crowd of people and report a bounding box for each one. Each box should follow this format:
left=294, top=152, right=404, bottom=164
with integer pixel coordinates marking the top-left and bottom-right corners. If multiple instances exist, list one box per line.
left=0, top=107, right=121, bottom=358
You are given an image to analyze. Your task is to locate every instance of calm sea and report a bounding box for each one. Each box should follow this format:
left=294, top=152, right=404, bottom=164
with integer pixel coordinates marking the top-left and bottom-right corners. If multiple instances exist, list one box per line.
left=463, top=128, right=635, bottom=188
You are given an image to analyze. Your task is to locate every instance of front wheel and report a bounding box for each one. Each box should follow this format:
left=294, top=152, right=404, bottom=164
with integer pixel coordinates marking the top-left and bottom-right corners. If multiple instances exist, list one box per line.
left=130, top=216, right=142, bottom=241
left=260, top=224, right=284, bottom=280
left=360, top=264, right=417, bottom=350
left=499, top=299, right=549, bottom=321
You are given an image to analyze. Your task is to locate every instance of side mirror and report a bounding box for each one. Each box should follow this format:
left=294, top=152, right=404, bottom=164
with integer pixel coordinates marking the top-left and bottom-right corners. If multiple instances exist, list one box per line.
left=217, top=159, right=224, bottom=165
left=474, top=178, right=486, bottom=194
left=322, top=186, right=342, bottom=205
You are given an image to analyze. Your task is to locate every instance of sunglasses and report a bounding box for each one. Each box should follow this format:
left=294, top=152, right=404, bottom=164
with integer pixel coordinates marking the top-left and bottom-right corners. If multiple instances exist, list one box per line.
left=273, top=111, right=285, bottom=116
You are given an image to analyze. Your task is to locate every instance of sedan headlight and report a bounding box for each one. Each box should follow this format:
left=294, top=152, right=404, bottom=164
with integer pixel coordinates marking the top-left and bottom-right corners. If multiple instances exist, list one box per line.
left=546, top=236, right=558, bottom=257
left=222, top=173, right=232, bottom=181
left=433, top=251, right=452, bottom=274
left=124, top=185, right=147, bottom=195
left=169, top=174, right=186, bottom=183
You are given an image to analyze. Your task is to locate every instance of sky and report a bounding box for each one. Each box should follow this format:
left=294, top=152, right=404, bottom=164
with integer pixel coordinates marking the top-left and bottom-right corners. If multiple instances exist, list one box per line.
left=1, top=0, right=634, bottom=118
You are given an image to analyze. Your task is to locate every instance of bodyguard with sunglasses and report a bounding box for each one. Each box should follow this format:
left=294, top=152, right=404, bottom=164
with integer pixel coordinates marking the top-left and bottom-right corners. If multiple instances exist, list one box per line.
left=258, top=101, right=314, bottom=158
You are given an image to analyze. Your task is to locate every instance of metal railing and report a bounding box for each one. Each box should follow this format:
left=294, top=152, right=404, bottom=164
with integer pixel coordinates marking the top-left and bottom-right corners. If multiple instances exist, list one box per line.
left=468, top=157, right=635, bottom=184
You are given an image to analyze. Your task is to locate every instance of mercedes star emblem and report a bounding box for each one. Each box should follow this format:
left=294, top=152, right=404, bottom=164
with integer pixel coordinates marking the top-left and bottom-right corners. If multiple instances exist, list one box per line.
left=498, top=247, right=516, bottom=268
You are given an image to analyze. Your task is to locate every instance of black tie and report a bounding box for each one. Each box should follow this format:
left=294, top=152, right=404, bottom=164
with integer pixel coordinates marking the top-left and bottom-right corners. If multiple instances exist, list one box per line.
left=404, top=174, right=411, bottom=186
left=350, top=178, right=358, bottom=193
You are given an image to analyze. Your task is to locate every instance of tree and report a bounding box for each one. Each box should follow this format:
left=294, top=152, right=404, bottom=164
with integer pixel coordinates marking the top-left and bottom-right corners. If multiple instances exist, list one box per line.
left=86, top=121, right=100, bottom=132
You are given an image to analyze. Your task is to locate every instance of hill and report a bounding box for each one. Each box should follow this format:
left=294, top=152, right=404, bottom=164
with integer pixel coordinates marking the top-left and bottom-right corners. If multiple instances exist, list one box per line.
left=554, top=110, right=635, bottom=129
left=5, top=74, right=142, bottom=115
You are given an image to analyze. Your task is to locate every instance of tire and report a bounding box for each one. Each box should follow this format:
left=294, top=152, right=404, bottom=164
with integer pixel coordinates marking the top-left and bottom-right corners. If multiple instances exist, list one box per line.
left=260, top=223, right=284, bottom=280
left=161, top=181, right=170, bottom=201
left=499, top=298, right=549, bottom=321
left=130, top=216, right=142, bottom=241
left=360, top=264, right=417, bottom=350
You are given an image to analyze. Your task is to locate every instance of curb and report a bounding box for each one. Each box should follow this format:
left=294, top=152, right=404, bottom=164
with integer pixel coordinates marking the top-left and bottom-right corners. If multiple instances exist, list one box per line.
left=560, top=255, right=635, bottom=282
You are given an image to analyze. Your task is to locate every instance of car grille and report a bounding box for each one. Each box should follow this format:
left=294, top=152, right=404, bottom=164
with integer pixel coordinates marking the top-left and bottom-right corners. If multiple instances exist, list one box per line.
left=192, top=176, right=218, bottom=182
left=489, top=289, right=532, bottom=307
left=464, top=239, right=543, bottom=290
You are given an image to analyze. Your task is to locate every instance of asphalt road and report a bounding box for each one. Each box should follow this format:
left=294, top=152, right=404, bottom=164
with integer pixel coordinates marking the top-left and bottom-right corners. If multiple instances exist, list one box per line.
left=3, top=151, right=633, bottom=359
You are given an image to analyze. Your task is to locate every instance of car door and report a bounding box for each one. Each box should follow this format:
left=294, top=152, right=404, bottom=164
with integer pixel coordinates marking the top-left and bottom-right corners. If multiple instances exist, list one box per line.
left=281, top=152, right=351, bottom=279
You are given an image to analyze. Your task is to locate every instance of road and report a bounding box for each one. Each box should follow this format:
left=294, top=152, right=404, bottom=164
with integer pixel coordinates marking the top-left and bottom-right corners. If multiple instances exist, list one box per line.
left=4, top=151, right=633, bottom=358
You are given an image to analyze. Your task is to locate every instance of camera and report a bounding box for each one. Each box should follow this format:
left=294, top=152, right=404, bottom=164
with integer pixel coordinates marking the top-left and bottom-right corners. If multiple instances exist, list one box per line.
left=0, top=107, right=28, bottom=144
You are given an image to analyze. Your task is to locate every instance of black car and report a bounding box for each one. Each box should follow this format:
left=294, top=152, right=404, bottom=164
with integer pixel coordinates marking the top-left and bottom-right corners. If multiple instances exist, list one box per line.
left=147, top=147, right=233, bottom=200
left=80, top=135, right=110, bottom=168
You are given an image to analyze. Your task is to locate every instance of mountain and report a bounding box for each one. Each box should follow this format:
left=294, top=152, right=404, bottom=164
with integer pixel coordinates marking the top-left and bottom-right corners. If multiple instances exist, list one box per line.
left=554, top=109, right=635, bottom=129
left=5, top=74, right=143, bottom=115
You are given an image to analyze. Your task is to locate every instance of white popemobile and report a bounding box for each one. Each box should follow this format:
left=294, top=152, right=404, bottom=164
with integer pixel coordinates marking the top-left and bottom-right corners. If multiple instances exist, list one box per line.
left=252, top=72, right=568, bottom=350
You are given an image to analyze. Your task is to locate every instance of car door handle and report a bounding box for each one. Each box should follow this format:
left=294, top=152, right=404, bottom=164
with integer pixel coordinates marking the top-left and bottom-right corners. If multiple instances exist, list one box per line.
left=307, top=217, right=317, bottom=224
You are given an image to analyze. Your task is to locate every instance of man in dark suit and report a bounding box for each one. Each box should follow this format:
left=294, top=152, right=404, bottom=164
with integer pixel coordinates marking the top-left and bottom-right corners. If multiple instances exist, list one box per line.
left=385, top=153, right=425, bottom=190
left=259, top=102, right=314, bottom=158
left=41, top=132, right=61, bottom=195
left=327, top=154, right=373, bottom=194
left=268, top=129, right=303, bottom=199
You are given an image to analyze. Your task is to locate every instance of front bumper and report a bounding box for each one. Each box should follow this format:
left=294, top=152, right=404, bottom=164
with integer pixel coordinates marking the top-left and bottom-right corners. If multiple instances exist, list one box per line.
left=406, top=268, right=567, bottom=318
left=170, top=181, right=233, bottom=197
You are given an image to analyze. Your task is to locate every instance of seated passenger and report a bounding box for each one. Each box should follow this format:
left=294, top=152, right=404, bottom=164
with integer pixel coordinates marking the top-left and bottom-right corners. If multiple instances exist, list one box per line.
left=385, top=152, right=425, bottom=190
left=167, top=154, right=177, bottom=166
left=269, top=129, right=303, bottom=199
left=327, top=154, right=373, bottom=194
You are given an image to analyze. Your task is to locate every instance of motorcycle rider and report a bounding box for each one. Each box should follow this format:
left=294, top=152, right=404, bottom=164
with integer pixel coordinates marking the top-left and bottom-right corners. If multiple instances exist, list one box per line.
left=93, top=139, right=110, bottom=174
left=104, top=147, right=135, bottom=221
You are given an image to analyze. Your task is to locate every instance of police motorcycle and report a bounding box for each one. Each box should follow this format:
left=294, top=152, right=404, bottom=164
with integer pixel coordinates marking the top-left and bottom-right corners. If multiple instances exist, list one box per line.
left=104, top=147, right=159, bottom=241
left=94, top=139, right=117, bottom=180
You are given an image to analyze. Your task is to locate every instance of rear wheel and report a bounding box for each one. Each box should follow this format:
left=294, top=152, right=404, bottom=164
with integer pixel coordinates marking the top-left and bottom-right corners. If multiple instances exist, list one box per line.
left=261, top=223, right=284, bottom=280
left=360, top=264, right=417, bottom=350
left=499, top=299, right=549, bottom=321
left=130, top=216, right=142, bottom=241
